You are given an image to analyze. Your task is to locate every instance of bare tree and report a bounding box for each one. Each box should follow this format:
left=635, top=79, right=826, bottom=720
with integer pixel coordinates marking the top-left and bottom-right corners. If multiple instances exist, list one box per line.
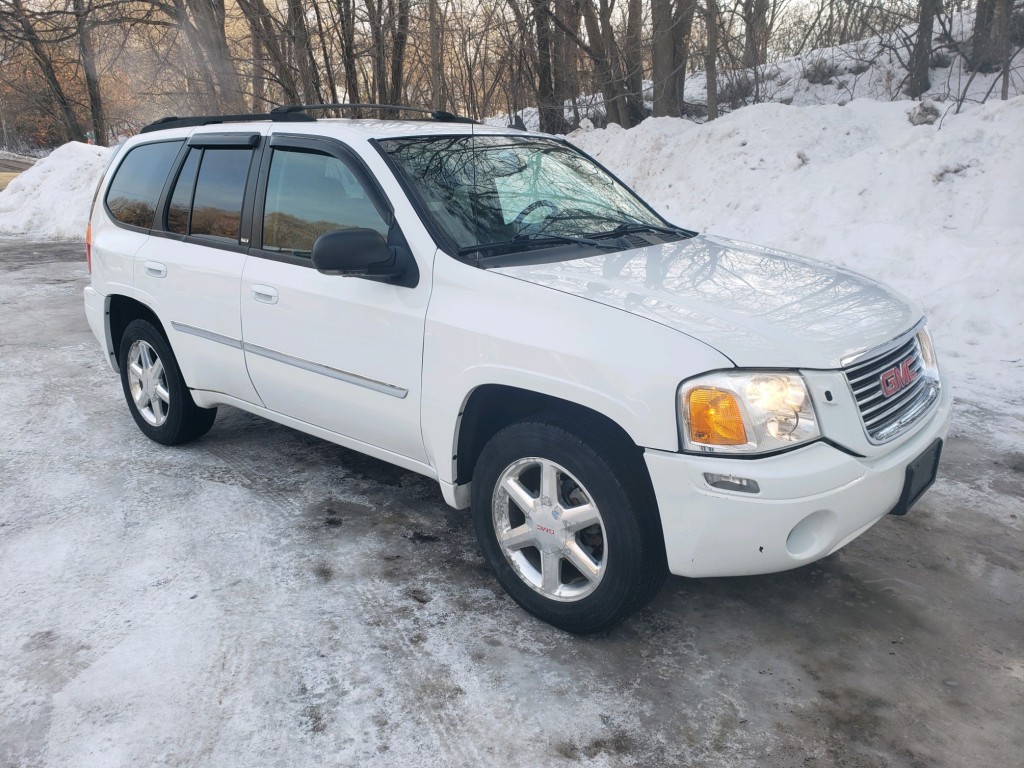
left=705, top=0, right=720, bottom=120
left=972, top=0, right=1000, bottom=71
left=72, top=0, right=105, bottom=143
left=652, top=0, right=698, bottom=116
left=0, top=0, right=85, bottom=140
left=908, top=0, right=940, bottom=97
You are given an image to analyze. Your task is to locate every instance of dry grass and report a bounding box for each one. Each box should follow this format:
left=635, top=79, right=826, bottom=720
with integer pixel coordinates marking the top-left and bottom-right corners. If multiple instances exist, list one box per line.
left=0, top=172, right=19, bottom=192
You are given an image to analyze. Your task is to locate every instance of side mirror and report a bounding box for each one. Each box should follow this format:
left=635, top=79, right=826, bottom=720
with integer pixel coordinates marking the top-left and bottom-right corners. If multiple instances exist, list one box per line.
left=311, top=228, right=395, bottom=276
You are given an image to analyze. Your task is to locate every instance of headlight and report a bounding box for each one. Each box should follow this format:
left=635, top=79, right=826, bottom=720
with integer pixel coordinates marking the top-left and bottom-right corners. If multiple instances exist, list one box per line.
left=679, top=371, right=820, bottom=454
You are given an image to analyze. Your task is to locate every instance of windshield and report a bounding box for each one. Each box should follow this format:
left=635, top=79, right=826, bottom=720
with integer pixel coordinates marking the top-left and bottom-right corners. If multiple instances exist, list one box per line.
left=378, top=135, right=672, bottom=257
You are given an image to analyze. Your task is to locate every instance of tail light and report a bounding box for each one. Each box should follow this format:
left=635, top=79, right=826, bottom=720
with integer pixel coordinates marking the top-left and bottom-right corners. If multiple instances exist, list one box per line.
left=85, top=220, right=92, bottom=273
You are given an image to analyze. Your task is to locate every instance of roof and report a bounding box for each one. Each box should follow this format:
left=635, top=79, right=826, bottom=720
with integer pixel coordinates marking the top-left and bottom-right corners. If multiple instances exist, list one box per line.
left=139, top=104, right=515, bottom=136
left=137, top=118, right=543, bottom=146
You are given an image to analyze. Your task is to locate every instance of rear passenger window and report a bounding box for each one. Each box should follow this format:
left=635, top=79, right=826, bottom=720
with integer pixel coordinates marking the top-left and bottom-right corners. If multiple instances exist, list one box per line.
left=190, top=149, right=252, bottom=241
left=105, top=141, right=183, bottom=229
left=262, top=148, right=389, bottom=255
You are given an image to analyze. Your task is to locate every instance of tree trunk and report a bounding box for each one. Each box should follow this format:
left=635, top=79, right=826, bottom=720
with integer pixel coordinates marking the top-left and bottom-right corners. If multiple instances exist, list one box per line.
left=596, top=0, right=633, bottom=127
left=429, top=0, right=443, bottom=109
left=73, top=0, right=106, bottom=145
left=996, top=0, right=1011, bottom=98
left=652, top=0, right=695, bottom=117
left=532, top=0, right=567, bottom=133
left=580, top=0, right=620, bottom=124
left=622, top=0, right=645, bottom=124
left=365, top=0, right=387, bottom=105
left=336, top=0, right=361, bottom=106
left=389, top=0, right=411, bottom=104
left=250, top=17, right=266, bottom=109
left=552, top=0, right=581, bottom=127
left=907, top=0, right=939, bottom=98
left=742, top=0, right=769, bottom=69
left=312, top=0, right=340, bottom=105
left=652, top=0, right=676, bottom=116
left=972, top=0, right=999, bottom=72
left=287, top=0, right=323, bottom=102
left=705, top=0, right=719, bottom=120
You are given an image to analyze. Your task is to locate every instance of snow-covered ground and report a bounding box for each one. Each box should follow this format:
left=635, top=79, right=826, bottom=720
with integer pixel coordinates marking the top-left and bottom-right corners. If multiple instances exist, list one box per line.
left=1, top=241, right=1021, bottom=768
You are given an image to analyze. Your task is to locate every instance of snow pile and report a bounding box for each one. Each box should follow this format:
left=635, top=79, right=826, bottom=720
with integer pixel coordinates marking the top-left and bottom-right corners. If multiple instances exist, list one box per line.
left=571, top=95, right=1024, bottom=406
left=0, top=142, right=112, bottom=240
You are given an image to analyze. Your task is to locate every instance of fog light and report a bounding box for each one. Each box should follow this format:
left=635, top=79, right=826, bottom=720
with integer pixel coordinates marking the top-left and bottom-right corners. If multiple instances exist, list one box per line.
left=704, top=473, right=760, bottom=493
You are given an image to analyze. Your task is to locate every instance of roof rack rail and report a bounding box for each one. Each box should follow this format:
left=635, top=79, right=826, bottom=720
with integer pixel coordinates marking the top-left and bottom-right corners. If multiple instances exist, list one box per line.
left=140, top=111, right=316, bottom=134
left=271, top=103, right=479, bottom=125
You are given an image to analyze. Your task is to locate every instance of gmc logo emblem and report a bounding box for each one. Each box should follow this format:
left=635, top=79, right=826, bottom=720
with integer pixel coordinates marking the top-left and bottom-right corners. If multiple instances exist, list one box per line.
left=880, top=358, right=917, bottom=397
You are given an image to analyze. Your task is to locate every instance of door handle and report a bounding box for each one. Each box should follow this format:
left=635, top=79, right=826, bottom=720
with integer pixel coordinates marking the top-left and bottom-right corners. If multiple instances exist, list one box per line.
left=144, top=261, right=167, bottom=278
left=251, top=285, right=279, bottom=305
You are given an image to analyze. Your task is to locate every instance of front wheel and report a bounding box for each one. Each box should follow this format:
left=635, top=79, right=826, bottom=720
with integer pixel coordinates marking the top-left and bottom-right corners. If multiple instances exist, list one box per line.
left=471, top=419, right=667, bottom=633
left=118, top=319, right=216, bottom=445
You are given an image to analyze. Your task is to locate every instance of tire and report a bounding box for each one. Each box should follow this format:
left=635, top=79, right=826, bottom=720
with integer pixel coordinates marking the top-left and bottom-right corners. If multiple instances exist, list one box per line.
left=118, top=319, right=217, bottom=445
left=471, top=418, right=667, bottom=634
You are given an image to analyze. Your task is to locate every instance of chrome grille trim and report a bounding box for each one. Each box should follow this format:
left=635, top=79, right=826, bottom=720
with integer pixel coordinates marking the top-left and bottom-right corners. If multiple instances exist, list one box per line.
left=843, top=330, right=940, bottom=444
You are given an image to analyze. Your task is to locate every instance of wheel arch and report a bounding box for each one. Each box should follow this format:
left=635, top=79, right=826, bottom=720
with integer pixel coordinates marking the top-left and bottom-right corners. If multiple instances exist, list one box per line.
left=454, top=384, right=658, bottom=507
left=107, top=294, right=166, bottom=372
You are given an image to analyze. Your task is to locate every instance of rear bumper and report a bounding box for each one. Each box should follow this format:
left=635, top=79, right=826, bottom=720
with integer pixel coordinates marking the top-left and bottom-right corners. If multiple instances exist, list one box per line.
left=645, top=385, right=952, bottom=578
left=83, top=286, right=115, bottom=373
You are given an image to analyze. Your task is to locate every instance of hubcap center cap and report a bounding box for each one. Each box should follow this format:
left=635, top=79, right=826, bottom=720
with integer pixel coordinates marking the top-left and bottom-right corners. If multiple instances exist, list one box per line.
left=532, top=501, right=568, bottom=552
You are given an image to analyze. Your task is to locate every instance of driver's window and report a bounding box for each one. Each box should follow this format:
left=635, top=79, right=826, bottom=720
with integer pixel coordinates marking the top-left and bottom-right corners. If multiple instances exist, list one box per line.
left=262, top=148, right=388, bottom=255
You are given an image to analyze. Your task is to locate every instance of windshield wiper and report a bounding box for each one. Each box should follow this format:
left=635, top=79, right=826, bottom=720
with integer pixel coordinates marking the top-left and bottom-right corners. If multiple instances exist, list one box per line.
left=458, top=233, right=622, bottom=258
left=599, top=222, right=696, bottom=238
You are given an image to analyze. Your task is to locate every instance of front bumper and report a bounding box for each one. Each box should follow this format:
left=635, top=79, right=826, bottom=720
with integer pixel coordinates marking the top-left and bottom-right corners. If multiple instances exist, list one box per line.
left=645, top=384, right=952, bottom=578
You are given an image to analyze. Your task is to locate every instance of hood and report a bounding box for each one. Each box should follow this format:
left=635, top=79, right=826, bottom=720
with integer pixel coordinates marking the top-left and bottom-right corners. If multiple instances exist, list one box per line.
left=493, top=234, right=920, bottom=369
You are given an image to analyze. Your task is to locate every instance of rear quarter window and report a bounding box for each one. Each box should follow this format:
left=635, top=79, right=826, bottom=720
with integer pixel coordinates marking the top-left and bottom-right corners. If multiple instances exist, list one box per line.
left=104, top=141, right=183, bottom=229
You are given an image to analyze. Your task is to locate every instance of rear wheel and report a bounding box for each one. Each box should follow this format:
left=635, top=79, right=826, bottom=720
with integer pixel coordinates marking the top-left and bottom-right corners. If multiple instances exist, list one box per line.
left=118, top=319, right=216, bottom=445
left=472, top=419, right=667, bottom=633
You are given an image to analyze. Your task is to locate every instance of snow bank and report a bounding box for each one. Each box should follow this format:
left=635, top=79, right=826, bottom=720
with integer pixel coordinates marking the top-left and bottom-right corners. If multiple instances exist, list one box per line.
left=0, top=142, right=112, bottom=240
left=571, top=96, right=1024, bottom=406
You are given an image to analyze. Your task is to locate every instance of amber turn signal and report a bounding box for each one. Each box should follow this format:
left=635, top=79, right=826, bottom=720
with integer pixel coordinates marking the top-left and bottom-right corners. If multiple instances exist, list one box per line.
left=688, top=387, right=748, bottom=446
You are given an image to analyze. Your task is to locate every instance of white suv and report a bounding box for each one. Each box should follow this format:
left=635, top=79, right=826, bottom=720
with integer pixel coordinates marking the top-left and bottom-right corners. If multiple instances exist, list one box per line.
left=83, top=107, right=951, bottom=633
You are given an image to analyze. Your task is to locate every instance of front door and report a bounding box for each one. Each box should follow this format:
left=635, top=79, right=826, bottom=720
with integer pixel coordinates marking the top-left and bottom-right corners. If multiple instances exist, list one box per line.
left=240, top=137, right=430, bottom=463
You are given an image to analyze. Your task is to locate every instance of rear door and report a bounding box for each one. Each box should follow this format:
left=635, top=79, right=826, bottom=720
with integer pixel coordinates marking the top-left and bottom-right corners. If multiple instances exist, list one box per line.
left=134, top=132, right=264, bottom=404
left=239, top=135, right=429, bottom=462
left=95, top=139, right=184, bottom=297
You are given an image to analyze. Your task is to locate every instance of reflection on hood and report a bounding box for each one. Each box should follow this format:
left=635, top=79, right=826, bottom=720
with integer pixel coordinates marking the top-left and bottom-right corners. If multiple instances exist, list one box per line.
left=494, top=234, right=919, bottom=368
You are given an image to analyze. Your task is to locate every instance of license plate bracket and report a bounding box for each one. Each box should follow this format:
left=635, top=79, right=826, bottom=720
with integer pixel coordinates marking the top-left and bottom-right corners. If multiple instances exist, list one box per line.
left=889, top=438, right=943, bottom=516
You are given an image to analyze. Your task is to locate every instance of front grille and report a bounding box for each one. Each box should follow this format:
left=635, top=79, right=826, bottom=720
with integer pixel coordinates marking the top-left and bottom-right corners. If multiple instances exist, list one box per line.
left=844, top=333, right=940, bottom=443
